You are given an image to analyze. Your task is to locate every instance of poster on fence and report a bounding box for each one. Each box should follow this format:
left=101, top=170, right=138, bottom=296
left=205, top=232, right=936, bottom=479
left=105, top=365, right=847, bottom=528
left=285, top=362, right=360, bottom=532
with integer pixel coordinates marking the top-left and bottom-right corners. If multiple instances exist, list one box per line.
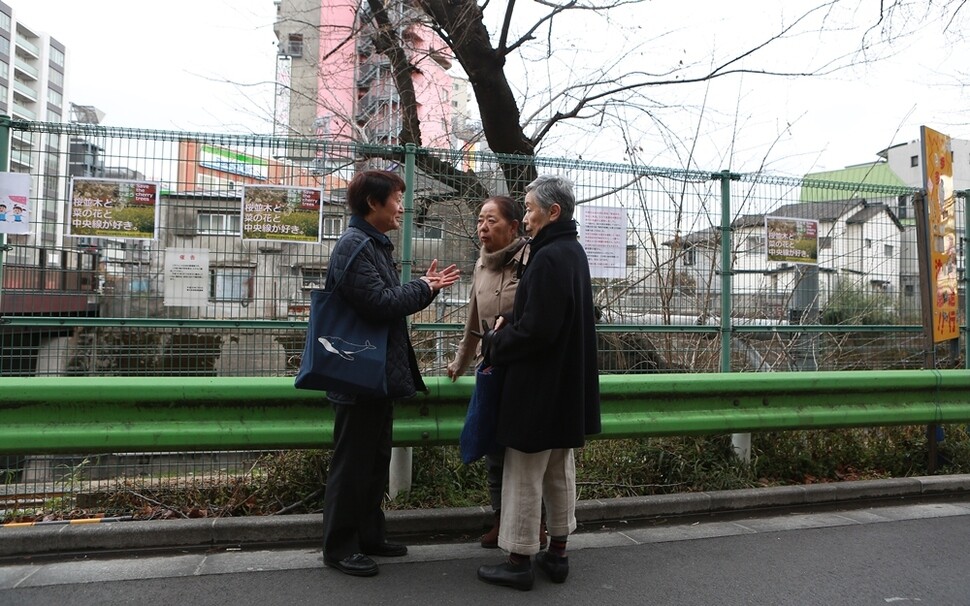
left=67, top=178, right=160, bottom=240
left=921, top=125, right=958, bottom=343
left=765, top=216, right=818, bottom=264
left=0, top=172, right=31, bottom=235
left=577, top=205, right=628, bottom=279
left=164, top=248, right=210, bottom=307
left=241, top=185, right=322, bottom=244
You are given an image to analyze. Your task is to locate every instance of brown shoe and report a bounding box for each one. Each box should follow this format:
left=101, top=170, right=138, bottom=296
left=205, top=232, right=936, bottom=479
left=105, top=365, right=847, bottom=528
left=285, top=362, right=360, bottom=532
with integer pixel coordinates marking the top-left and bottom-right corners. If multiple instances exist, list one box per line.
left=480, top=512, right=500, bottom=548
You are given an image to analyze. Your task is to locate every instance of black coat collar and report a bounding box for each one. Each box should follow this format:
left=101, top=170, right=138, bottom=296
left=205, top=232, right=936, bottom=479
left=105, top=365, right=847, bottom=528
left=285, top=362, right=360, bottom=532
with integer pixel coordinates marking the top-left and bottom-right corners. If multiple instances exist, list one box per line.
left=529, top=219, right=578, bottom=252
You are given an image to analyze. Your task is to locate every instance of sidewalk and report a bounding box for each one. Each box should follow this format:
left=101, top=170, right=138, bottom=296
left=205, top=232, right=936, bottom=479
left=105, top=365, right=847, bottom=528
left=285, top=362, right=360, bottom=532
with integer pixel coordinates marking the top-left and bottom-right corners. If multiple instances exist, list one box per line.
left=2, top=474, right=969, bottom=558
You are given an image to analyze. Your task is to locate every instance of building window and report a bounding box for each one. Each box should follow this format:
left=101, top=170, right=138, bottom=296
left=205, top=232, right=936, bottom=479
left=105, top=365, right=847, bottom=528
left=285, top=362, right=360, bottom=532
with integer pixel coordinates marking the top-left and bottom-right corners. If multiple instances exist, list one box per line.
left=0, top=12, right=10, bottom=33
left=682, top=247, right=696, bottom=266
left=0, top=36, right=8, bottom=56
left=819, top=236, right=832, bottom=250
left=865, top=238, right=872, bottom=248
left=897, top=194, right=908, bottom=220
left=198, top=212, right=241, bottom=235
left=287, top=34, right=303, bottom=58
left=745, top=235, right=764, bottom=252
left=910, top=155, right=919, bottom=167
left=416, top=218, right=442, bottom=239
left=626, top=245, right=636, bottom=267
left=884, top=244, right=893, bottom=257
left=48, top=88, right=62, bottom=108
left=322, top=214, right=344, bottom=239
left=904, top=284, right=915, bottom=296
left=50, top=47, right=65, bottom=68
left=210, top=267, right=254, bottom=302
left=301, top=267, right=326, bottom=290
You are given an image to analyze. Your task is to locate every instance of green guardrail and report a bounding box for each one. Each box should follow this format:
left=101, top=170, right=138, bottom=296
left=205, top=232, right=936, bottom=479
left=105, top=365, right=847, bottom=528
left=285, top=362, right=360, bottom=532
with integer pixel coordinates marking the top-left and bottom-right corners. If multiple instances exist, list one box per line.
left=1, top=370, right=969, bottom=454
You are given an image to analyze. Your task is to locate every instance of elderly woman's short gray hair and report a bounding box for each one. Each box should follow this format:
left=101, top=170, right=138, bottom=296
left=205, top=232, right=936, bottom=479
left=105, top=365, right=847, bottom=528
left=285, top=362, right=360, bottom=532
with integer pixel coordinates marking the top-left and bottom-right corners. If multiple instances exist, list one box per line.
left=526, top=175, right=576, bottom=220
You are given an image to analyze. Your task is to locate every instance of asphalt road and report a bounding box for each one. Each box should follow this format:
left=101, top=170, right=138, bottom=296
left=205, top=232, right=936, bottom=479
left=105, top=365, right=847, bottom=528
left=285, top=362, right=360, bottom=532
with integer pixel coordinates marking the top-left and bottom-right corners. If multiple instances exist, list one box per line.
left=2, top=496, right=969, bottom=605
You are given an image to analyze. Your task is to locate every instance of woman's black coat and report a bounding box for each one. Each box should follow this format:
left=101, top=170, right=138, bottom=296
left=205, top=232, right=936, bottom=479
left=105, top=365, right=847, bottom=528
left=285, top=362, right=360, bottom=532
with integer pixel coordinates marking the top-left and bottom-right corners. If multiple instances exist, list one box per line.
left=489, top=219, right=601, bottom=453
left=326, top=216, right=435, bottom=401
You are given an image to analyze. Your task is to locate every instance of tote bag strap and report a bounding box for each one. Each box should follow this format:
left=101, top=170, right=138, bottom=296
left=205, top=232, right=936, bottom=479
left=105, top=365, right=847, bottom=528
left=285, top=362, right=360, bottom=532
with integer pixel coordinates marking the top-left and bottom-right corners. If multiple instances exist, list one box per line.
left=328, top=237, right=373, bottom=291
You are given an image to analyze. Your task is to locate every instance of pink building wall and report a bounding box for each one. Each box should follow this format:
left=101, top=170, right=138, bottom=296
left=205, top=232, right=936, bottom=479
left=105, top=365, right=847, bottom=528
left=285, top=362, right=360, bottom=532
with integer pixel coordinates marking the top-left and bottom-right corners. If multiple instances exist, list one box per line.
left=315, top=0, right=360, bottom=142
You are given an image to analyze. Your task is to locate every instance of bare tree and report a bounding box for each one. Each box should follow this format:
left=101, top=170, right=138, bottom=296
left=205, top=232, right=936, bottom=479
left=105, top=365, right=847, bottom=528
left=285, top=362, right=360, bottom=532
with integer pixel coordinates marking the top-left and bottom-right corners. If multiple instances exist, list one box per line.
left=345, top=0, right=965, bottom=196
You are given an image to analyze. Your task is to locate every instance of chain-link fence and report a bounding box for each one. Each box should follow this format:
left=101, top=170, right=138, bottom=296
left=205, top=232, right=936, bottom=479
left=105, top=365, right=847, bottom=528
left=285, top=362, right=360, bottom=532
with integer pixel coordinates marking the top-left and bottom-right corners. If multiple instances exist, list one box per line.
left=1, top=118, right=963, bottom=520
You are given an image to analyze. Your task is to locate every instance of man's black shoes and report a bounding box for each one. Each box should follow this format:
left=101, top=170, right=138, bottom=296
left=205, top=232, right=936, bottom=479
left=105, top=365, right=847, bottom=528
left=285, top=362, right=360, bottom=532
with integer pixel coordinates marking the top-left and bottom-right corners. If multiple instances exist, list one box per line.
left=535, top=550, right=569, bottom=583
left=477, top=560, right=535, bottom=591
left=361, top=542, right=408, bottom=557
left=324, top=553, right=379, bottom=577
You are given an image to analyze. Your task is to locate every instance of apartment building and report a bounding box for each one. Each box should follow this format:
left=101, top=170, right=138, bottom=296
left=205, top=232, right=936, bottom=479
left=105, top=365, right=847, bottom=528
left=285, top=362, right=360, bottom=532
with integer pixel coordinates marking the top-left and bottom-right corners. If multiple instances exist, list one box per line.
left=0, top=1, right=68, bottom=254
left=272, top=0, right=455, bottom=150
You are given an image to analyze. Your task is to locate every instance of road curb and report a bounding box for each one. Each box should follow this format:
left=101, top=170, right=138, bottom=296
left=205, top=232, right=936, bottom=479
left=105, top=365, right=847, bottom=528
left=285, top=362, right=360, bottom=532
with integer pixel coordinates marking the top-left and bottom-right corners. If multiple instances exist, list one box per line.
left=2, top=474, right=969, bottom=558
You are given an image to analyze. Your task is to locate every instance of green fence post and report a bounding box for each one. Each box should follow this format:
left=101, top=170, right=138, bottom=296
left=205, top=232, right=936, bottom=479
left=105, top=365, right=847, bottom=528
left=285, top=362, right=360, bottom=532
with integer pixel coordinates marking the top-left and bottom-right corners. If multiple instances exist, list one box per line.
left=391, top=142, right=418, bottom=498
left=716, top=169, right=748, bottom=461
left=400, top=143, right=416, bottom=283
left=716, top=170, right=739, bottom=373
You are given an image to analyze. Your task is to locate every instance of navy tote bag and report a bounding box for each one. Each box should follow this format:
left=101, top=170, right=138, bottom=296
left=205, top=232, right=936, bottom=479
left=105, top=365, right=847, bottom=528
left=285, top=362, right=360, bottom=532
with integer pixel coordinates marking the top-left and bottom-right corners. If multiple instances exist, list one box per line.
left=459, top=362, right=505, bottom=464
left=294, top=238, right=390, bottom=397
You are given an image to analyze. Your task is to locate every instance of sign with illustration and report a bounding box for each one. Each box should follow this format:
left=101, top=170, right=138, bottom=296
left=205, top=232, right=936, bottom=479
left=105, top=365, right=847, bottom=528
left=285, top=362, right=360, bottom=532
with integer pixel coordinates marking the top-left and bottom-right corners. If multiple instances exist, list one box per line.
left=0, top=172, right=32, bottom=235
left=241, top=185, right=322, bottom=243
left=163, top=248, right=210, bottom=307
left=765, top=216, right=818, bottom=264
left=67, top=178, right=160, bottom=240
left=921, top=125, right=958, bottom=343
left=577, top=205, right=628, bottom=279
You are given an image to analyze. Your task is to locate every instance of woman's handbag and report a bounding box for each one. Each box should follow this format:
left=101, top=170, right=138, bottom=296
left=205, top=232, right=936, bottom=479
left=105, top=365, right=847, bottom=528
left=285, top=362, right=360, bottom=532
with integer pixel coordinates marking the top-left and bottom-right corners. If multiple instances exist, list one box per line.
left=459, top=362, right=505, bottom=464
left=294, top=238, right=390, bottom=396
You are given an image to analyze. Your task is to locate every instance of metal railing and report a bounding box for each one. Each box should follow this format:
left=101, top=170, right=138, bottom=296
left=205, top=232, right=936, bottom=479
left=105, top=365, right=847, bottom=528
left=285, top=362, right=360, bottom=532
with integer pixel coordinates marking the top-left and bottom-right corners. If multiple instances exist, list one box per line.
left=2, top=370, right=968, bottom=454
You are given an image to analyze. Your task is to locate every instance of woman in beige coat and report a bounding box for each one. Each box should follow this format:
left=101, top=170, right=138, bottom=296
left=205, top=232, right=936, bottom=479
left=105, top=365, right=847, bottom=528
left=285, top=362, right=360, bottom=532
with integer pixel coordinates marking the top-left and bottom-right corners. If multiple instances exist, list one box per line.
left=447, top=195, right=541, bottom=548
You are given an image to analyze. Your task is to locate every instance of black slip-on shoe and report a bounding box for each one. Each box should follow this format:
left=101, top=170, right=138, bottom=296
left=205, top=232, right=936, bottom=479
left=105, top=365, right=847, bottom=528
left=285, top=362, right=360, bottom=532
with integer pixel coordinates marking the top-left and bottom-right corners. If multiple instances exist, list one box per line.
left=361, top=542, right=408, bottom=557
left=477, top=561, right=534, bottom=591
left=535, top=550, right=568, bottom=583
left=324, top=553, right=379, bottom=577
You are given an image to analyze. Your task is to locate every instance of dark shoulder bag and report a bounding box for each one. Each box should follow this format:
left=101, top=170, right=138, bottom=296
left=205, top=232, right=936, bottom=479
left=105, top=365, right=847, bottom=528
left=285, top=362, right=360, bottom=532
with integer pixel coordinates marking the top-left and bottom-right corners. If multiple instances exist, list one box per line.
left=294, top=238, right=390, bottom=396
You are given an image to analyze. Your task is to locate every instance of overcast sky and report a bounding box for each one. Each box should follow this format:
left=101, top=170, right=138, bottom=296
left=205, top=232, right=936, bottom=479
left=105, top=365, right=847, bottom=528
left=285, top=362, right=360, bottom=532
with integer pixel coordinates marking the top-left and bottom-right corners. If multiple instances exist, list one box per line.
left=13, top=0, right=970, bottom=177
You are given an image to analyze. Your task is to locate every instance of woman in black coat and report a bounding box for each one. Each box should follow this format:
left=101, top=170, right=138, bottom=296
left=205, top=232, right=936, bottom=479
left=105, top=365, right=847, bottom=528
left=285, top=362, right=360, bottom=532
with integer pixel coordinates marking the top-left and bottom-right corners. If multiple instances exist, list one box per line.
left=478, top=175, right=601, bottom=591
left=321, top=170, right=459, bottom=577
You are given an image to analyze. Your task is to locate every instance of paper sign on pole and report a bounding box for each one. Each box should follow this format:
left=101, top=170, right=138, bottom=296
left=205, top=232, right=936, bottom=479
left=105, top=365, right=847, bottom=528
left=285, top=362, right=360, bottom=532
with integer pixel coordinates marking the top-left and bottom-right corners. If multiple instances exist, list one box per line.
left=164, top=248, right=210, bottom=307
left=577, top=205, right=628, bottom=279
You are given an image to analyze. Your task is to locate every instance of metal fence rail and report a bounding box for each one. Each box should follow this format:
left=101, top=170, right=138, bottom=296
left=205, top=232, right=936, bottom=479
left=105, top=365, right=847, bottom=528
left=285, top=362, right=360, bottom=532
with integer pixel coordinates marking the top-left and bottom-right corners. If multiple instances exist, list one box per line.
left=1, top=118, right=967, bottom=517
left=2, top=370, right=969, bottom=454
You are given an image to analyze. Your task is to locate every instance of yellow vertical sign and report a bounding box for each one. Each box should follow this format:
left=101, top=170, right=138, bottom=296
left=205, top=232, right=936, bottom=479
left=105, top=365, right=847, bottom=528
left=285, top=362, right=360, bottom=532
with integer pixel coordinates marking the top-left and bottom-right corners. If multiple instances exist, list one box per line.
left=921, top=126, right=958, bottom=343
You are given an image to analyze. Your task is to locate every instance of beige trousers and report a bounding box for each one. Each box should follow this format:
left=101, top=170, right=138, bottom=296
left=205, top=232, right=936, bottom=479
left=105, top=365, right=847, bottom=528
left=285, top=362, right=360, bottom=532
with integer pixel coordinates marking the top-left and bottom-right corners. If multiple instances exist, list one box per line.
left=497, top=447, right=577, bottom=556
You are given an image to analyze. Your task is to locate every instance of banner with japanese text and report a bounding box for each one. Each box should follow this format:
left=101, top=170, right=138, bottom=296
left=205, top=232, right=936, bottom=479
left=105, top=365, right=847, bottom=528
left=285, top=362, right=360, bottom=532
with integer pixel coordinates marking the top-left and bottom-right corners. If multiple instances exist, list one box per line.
left=921, top=125, right=958, bottom=343
left=67, top=178, right=159, bottom=240
left=241, top=185, right=322, bottom=243
left=765, top=216, right=818, bottom=264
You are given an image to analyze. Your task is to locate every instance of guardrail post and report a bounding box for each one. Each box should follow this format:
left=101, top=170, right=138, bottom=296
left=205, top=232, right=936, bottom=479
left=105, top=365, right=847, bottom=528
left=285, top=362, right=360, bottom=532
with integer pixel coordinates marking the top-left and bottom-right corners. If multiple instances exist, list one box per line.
left=390, top=143, right=419, bottom=499
left=715, top=170, right=750, bottom=461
